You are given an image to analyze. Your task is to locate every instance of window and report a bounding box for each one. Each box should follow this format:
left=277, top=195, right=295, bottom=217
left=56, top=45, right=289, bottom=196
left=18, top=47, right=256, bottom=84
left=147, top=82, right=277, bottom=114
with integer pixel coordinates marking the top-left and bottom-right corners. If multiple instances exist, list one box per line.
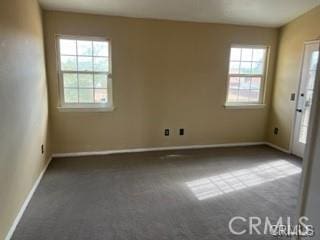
left=57, top=36, right=113, bottom=110
left=226, top=45, right=268, bottom=106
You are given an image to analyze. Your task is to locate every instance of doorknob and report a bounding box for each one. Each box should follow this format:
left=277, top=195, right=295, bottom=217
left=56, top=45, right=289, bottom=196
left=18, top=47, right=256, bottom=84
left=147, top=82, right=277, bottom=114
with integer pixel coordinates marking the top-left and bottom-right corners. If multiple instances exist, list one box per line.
left=296, top=109, right=302, bottom=112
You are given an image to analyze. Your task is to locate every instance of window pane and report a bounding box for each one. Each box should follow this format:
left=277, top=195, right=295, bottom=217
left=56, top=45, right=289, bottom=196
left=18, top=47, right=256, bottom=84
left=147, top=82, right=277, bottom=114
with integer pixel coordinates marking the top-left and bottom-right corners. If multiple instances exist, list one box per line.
left=229, top=77, right=240, bottom=89
left=310, top=51, right=319, bottom=71
left=307, top=71, right=316, bottom=89
left=240, top=62, right=251, bottom=74
left=94, top=74, right=108, bottom=88
left=306, top=90, right=313, bottom=104
left=230, top=48, right=241, bottom=61
left=229, top=61, right=240, bottom=74
left=59, top=38, right=111, bottom=107
left=251, top=77, right=261, bottom=90
left=77, top=40, right=92, bottom=56
left=63, top=73, right=77, bottom=87
left=60, top=39, right=76, bottom=55
left=79, top=74, right=93, bottom=88
left=241, top=48, right=253, bottom=61
left=94, top=57, right=108, bottom=72
left=95, top=89, right=108, bottom=103
left=64, top=88, right=78, bottom=103
left=302, top=107, right=311, bottom=126
left=249, top=90, right=260, bottom=102
left=251, top=62, right=264, bottom=74
left=239, top=77, right=250, bottom=89
left=238, top=89, right=250, bottom=102
left=78, top=57, right=93, bottom=71
left=61, top=56, right=77, bottom=71
left=227, top=46, right=266, bottom=104
left=299, top=126, right=308, bottom=144
left=79, top=89, right=94, bottom=103
left=228, top=89, right=238, bottom=102
left=253, top=49, right=265, bottom=62
left=93, top=41, right=109, bottom=56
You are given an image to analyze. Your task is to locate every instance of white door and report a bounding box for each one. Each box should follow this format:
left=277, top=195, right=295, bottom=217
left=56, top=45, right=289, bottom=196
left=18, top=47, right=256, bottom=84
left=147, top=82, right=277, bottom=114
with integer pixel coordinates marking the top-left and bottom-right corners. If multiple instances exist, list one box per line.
left=292, top=41, right=319, bottom=157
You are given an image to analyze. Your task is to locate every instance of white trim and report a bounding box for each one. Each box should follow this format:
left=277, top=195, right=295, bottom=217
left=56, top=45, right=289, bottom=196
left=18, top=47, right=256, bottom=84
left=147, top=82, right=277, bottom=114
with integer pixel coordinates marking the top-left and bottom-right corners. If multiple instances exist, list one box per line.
left=231, top=44, right=270, bottom=49
left=304, top=40, right=320, bottom=45
left=56, top=34, right=113, bottom=110
left=57, top=106, right=115, bottom=112
left=224, top=103, right=266, bottom=109
left=290, top=40, right=320, bottom=156
left=5, top=156, right=53, bottom=240
left=52, top=142, right=270, bottom=158
left=289, top=42, right=307, bottom=155
left=225, top=45, right=270, bottom=106
left=264, top=142, right=290, bottom=154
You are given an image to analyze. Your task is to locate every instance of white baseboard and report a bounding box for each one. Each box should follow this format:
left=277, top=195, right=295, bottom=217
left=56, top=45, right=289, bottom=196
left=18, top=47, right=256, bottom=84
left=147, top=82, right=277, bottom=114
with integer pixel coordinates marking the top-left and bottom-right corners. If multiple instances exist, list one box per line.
left=264, top=142, right=290, bottom=153
left=52, top=142, right=267, bottom=158
left=5, top=156, right=52, bottom=240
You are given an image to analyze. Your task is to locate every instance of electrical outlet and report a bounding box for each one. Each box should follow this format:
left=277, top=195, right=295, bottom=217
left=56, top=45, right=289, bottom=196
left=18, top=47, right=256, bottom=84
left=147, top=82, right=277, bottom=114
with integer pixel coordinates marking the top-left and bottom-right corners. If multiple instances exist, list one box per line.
left=274, top=128, right=279, bottom=135
left=179, top=128, right=184, bottom=135
left=41, top=144, right=44, bottom=154
left=164, top=129, right=170, bottom=136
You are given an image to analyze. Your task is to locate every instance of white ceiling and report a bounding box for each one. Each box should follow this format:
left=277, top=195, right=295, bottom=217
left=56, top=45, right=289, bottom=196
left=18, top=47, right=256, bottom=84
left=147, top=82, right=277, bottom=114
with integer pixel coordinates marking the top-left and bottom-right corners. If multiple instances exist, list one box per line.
left=39, top=0, right=320, bottom=27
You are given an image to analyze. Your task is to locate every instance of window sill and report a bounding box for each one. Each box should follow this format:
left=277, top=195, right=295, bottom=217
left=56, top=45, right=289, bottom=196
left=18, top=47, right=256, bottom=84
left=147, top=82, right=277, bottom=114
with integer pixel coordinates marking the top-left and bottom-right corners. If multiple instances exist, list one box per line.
left=57, top=106, right=115, bottom=112
left=224, top=103, right=266, bottom=109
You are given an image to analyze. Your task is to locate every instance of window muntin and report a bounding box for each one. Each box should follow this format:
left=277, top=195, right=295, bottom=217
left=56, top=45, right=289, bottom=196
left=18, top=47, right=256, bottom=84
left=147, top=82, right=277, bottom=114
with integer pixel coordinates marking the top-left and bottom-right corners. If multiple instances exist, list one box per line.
left=226, top=46, right=268, bottom=105
left=57, top=36, right=112, bottom=109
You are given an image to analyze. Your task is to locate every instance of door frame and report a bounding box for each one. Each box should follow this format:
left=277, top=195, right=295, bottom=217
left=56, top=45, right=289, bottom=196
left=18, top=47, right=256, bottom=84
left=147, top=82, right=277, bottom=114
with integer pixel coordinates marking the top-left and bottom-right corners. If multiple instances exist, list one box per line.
left=296, top=40, right=320, bottom=240
left=289, top=40, right=320, bottom=156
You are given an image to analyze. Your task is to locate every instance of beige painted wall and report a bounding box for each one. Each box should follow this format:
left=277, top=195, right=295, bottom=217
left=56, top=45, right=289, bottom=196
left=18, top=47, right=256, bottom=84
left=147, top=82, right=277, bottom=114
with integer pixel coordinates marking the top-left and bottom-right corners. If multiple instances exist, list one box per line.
left=0, top=0, right=50, bottom=238
left=44, top=11, right=279, bottom=154
left=267, top=6, right=320, bottom=150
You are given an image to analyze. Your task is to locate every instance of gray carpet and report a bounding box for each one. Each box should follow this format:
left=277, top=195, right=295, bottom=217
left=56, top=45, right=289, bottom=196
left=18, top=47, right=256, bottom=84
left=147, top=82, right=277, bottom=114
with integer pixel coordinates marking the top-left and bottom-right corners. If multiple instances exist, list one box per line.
left=12, top=145, right=302, bottom=240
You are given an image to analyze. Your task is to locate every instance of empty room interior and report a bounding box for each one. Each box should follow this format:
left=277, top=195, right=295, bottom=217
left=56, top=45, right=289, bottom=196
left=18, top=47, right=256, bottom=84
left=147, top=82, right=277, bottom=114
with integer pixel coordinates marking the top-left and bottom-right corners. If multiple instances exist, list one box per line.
left=1, top=0, right=320, bottom=239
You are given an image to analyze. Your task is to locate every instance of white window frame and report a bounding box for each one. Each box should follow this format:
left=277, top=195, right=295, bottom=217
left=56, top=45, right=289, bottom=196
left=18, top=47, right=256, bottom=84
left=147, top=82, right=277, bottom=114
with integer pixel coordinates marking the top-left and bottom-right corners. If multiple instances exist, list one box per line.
left=56, top=35, right=113, bottom=112
left=225, top=44, right=269, bottom=109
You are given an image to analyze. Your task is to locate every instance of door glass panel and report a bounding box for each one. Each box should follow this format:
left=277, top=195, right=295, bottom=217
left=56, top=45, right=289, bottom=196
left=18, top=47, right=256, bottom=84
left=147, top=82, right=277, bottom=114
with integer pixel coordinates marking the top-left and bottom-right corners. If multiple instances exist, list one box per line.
left=298, top=50, right=319, bottom=143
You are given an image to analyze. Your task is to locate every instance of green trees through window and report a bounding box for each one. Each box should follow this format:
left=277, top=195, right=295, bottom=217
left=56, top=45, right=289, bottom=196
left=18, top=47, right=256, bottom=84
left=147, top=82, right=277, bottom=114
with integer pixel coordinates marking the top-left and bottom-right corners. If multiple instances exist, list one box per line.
left=58, top=37, right=111, bottom=106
